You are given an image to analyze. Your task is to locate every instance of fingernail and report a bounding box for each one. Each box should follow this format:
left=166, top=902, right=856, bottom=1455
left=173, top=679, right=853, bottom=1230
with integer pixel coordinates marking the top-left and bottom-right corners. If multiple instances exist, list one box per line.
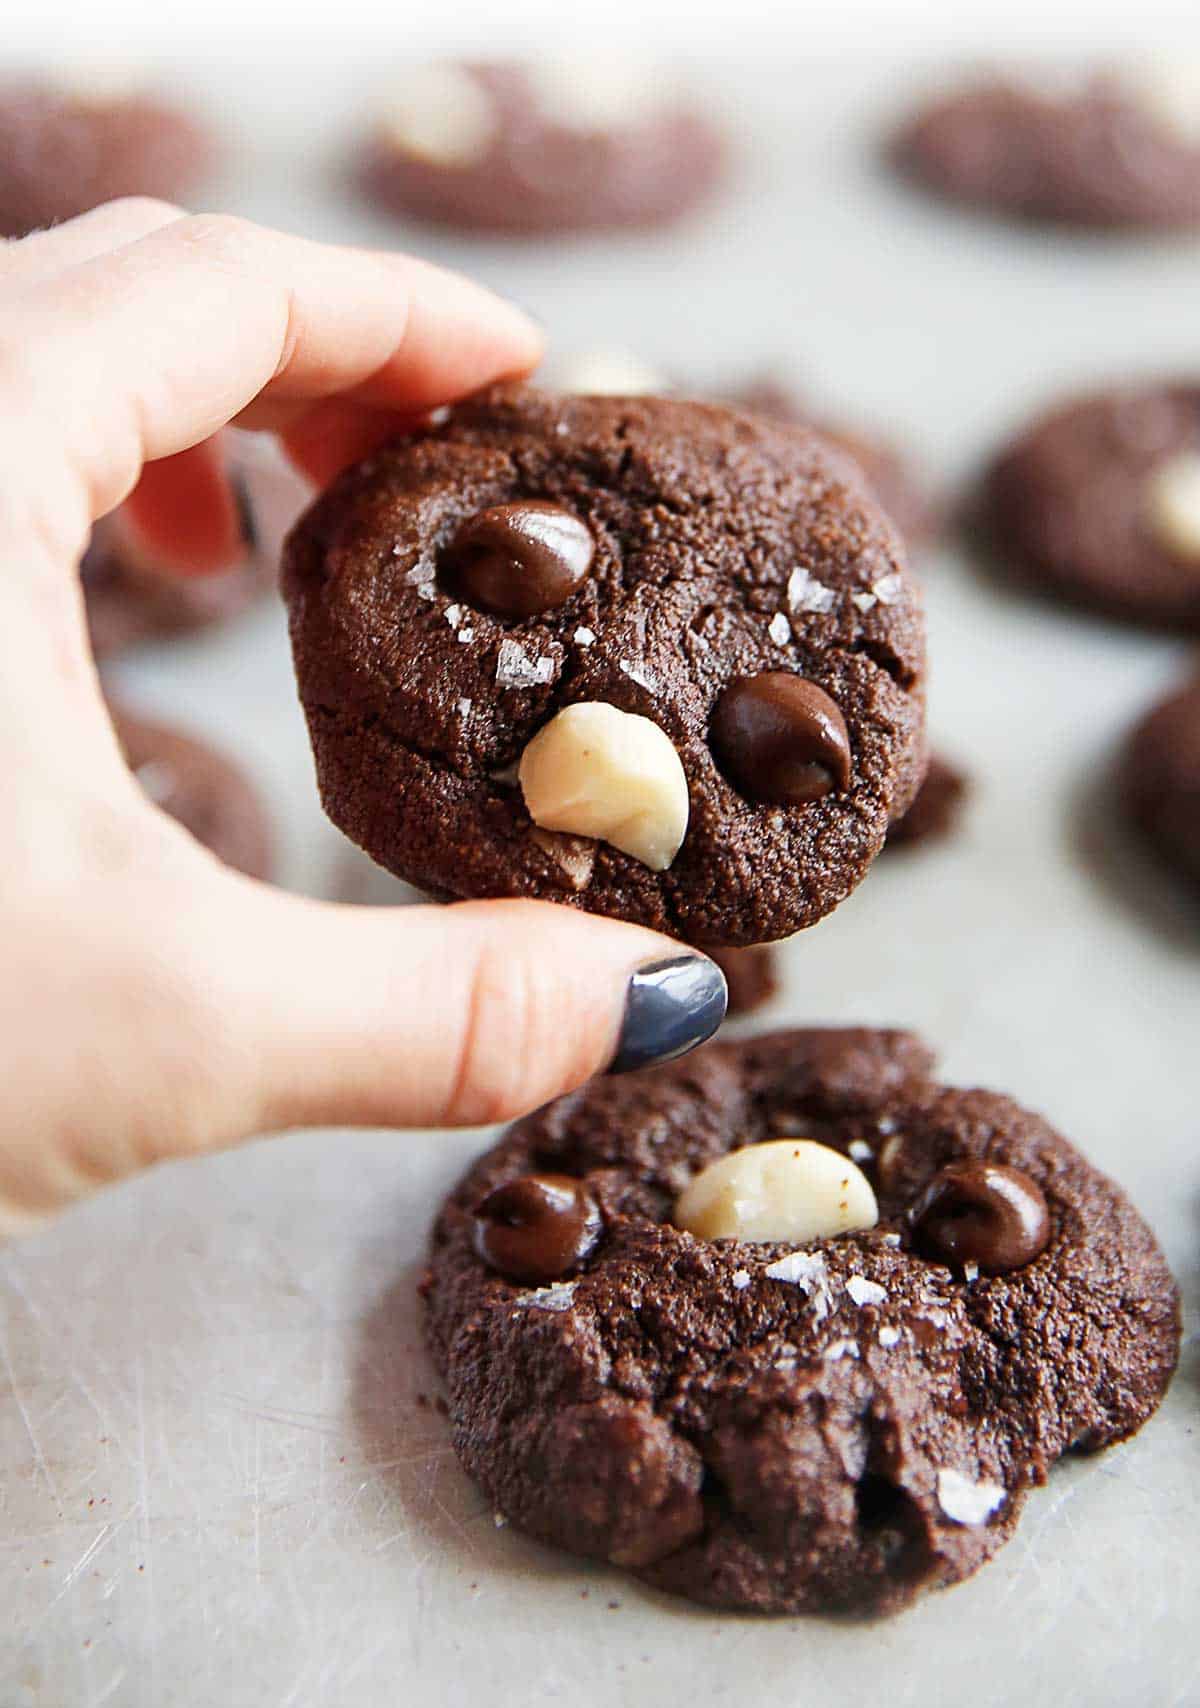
left=232, top=470, right=259, bottom=555
left=608, top=954, right=727, bottom=1076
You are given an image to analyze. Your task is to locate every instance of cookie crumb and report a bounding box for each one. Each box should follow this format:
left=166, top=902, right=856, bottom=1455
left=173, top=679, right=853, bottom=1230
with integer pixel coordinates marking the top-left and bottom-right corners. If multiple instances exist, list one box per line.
left=936, top=1467, right=1006, bottom=1527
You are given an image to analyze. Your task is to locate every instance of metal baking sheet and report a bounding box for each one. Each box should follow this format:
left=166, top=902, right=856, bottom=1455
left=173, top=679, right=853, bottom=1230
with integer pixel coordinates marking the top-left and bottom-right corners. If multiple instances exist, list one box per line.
left=2, top=50, right=1198, bottom=1708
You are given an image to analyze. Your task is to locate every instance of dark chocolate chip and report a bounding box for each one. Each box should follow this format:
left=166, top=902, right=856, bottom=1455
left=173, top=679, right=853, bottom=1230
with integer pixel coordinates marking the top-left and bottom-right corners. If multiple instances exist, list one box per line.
left=471, top=1173, right=602, bottom=1284
left=709, top=672, right=852, bottom=806
left=909, top=1161, right=1050, bottom=1275
left=443, top=501, right=594, bottom=617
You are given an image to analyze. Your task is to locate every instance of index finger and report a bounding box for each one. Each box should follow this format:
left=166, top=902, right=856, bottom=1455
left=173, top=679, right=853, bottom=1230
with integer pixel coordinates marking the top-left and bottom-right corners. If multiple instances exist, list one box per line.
left=3, top=212, right=542, bottom=527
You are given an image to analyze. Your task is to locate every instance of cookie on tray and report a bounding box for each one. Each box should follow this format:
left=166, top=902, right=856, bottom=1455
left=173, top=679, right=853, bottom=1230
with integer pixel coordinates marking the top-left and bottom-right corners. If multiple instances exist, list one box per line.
left=422, top=1026, right=1180, bottom=1617
left=283, top=383, right=927, bottom=947
left=111, top=705, right=274, bottom=882
left=709, top=945, right=779, bottom=1017
left=0, top=71, right=214, bottom=237
left=982, top=382, right=1200, bottom=630
left=359, top=59, right=726, bottom=236
left=1121, top=671, right=1200, bottom=888
left=891, top=68, right=1200, bottom=230
left=884, top=753, right=969, bottom=850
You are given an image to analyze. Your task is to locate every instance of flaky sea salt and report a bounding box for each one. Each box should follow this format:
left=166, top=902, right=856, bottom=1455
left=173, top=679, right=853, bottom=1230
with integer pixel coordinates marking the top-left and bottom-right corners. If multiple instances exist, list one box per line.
left=848, top=1139, right=874, bottom=1164
left=963, top=1262, right=980, bottom=1284
left=825, top=1338, right=860, bottom=1362
left=936, top=1468, right=1006, bottom=1527
left=496, top=638, right=554, bottom=689
left=763, top=1251, right=833, bottom=1320
left=872, top=573, right=904, bottom=605
left=845, top=1275, right=887, bottom=1308
left=618, top=657, right=658, bottom=691
left=851, top=590, right=878, bottom=614
left=493, top=1511, right=508, bottom=1529
left=878, top=1325, right=902, bottom=1348
left=787, top=567, right=837, bottom=614
left=731, top=1269, right=752, bottom=1291
left=457, top=697, right=472, bottom=718
left=444, top=603, right=463, bottom=628
left=512, top=1282, right=577, bottom=1312
left=768, top=611, right=792, bottom=646
left=458, top=628, right=475, bottom=643
left=405, top=561, right=437, bottom=601
left=573, top=626, right=597, bottom=647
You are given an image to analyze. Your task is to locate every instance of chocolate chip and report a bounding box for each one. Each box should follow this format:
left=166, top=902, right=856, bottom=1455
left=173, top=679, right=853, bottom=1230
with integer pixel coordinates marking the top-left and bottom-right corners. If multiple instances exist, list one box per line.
left=709, top=672, right=852, bottom=806
left=443, top=501, right=594, bottom=617
left=909, top=1162, right=1050, bottom=1275
left=471, top=1173, right=602, bottom=1283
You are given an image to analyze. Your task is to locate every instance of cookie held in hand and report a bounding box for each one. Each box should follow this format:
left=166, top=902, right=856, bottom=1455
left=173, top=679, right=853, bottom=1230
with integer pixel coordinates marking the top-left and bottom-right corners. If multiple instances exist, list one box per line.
left=422, top=1027, right=1179, bottom=1616
left=283, top=384, right=926, bottom=947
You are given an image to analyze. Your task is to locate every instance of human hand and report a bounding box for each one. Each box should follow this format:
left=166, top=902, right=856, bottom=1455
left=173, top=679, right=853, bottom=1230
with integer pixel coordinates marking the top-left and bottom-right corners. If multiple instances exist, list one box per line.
left=0, top=200, right=726, bottom=1235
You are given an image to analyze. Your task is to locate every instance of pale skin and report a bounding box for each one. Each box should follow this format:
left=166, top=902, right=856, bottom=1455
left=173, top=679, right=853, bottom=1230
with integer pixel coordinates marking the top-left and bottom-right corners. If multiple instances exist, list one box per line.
left=0, top=199, right=689, bottom=1236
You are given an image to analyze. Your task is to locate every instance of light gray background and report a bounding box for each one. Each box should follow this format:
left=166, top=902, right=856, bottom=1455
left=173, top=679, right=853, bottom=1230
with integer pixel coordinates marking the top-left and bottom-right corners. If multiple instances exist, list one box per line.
left=2, top=44, right=1199, bottom=1708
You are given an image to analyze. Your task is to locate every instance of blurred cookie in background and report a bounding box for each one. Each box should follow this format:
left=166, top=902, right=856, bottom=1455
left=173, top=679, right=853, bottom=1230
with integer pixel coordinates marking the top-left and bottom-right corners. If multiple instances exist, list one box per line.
left=981, top=382, right=1200, bottom=631
left=890, top=66, right=1200, bottom=231
left=884, top=753, right=969, bottom=851
left=83, top=437, right=308, bottom=658
left=1121, top=671, right=1200, bottom=891
left=0, top=69, right=215, bottom=236
left=546, top=352, right=939, bottom=553
left=358, top=59, right=727, bottom=236
left=111, top=704, right=275, bottom=882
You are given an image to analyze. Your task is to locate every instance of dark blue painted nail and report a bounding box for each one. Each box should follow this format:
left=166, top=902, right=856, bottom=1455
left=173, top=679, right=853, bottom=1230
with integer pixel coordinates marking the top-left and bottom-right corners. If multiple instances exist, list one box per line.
left=608, top=954, right=727, bottom=1076
left=232, top=470, right=259, bottom=554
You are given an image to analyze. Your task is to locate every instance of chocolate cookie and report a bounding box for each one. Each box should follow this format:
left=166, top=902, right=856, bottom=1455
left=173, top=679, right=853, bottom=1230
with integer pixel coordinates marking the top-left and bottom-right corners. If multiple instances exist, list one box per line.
left=111, top=705, right=274, bottom=881
left=983, top=383, right=1200, bottom=630
left=0, top=73, right=213, bottom=237
left=358, top=59, right=726, bottom=236
left=884, top=753, right=969, bottom=850
left=719, top=380, right=941, bottom=555
left=283, top=384, right=926, bottom=947
left=891, top=69, right=1200, bottom=230
left=422, top=1026, right=1179, bottom=1617
left=1121, top=672, right=1200, bottom=887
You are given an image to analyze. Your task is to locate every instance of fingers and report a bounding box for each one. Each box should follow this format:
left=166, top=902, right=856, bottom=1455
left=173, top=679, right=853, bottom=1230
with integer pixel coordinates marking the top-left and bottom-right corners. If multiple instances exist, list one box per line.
left=0, top=196, right=183, bottom=283
left=3, top=213, right=542, bottom=529
left=206, top=884, right=727, bottom=1137
left=120, top=436, right=247, bottom=573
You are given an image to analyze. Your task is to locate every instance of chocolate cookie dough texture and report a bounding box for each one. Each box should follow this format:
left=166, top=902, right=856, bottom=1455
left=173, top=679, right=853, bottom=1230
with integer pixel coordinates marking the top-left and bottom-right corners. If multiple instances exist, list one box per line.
left=892, top=66, right=1200, bottom=230
left=983, top=383, right=1200, bottom=631
left=423, top=1027, right=1180, bottom=1616
left=0, top=71, right=214, bottom=237
left=1121, top=672, right=1200, bottom=887
left=359, top=59, right=727, bottom=235
left=283, top=384, right=927, bottom=947
left=110, top=705, right=274, bottom=882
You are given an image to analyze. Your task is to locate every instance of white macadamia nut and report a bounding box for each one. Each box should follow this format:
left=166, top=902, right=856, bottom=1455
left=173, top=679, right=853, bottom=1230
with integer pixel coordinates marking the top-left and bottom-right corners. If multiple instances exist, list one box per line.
left=1145, top=451, right=1200, bottom=562
left=518, top=702, right=689, bottom=872
left=674, top=1139, right=879, bottom=1244
left=379, top=64, right=497, bottom=165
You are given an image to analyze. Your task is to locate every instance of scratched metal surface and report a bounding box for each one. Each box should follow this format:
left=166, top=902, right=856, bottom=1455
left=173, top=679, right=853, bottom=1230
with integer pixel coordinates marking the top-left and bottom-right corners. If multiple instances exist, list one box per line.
left=2, top=48, right=1199, bottom=1708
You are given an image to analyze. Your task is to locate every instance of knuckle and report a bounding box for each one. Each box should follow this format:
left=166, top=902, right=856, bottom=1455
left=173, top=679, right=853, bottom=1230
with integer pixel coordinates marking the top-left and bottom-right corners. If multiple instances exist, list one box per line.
left=444, top=939, right=545, bottom=1127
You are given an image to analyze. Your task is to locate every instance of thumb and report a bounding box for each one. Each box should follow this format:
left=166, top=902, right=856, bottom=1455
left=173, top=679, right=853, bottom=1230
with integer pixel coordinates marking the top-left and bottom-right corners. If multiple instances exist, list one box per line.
left=210, top=884, right=728, bottom=1135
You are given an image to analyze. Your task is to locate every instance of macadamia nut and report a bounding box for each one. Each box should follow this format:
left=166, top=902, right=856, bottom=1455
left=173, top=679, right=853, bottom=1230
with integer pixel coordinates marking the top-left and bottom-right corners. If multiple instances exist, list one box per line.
left=518, top=701, right=689, bottom=871
left=1145, top=451, right=1200, bottom=562
left=674, top=1139, right=879, bottom=1244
